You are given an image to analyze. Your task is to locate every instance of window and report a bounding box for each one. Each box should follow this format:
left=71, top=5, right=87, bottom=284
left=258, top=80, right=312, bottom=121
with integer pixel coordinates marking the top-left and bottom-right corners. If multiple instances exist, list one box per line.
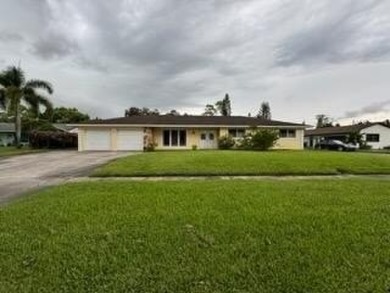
left=209, top=133, right=214, bottom=140
left=279, top=129, right=296, bottom=138
left=162, top=129, right=187, bottom=147
left=228, top=128, right=245, bottom=138
left=201, top=133, right=206, bottom=140
left=179, top=130, right=186, bottom=146
left=366, top=134, right=380, bottom=142
left=163, top=130, right=170, bottom=146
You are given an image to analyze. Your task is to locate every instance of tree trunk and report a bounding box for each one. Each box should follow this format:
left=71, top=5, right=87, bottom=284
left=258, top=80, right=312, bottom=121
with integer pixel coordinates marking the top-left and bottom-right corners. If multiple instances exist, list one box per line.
left=15, top=104, right=22, bottom=147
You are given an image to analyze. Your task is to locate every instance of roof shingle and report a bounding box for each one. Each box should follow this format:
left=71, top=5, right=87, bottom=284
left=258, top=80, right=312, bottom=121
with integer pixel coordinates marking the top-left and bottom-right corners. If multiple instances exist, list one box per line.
left=79, top=115, right=305, bottom=127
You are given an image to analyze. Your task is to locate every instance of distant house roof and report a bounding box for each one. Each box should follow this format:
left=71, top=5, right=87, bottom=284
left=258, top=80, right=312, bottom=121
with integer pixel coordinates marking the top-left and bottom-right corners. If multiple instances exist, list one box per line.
left=53, top=123, right=77, bottom=132
left=305, top=122, right=389, bottom=137
left=0, top=123, right=15, bottom=133
left=78, top=115, right=306, bottom=128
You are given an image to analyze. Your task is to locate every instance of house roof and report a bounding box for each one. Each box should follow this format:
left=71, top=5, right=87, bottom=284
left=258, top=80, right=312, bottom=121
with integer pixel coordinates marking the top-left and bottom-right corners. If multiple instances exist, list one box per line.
left=77, top=115, right=306, bottom=128
left=53, top=123, right=77, bottom=132
left=305, top=122, right=389, bottom=137
left=0, top=123, right=15, bottom=133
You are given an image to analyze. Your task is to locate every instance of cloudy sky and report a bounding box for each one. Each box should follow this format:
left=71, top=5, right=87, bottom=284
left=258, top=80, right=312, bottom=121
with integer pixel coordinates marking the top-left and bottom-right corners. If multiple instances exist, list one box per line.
left=1, top=0, right=390, bottom=124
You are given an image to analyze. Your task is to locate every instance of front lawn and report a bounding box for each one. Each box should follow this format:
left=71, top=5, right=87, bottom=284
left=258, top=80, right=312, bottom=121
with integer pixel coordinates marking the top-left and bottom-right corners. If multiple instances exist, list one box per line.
left=0, top=146, right=41, bottom=158
left=1, top=179, right=390, bottom=292
left=93, top=150, right=390, bottom=177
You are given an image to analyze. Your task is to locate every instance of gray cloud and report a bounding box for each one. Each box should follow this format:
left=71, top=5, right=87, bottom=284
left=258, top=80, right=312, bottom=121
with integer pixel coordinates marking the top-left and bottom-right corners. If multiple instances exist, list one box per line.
left=344, top=100, right=390, bottom=118
left=275, top=1, right=390, bottom=67
left=31, top=33, right=78, bottom=60
left=0, top=31, right=23, bottom=42
left=0, top=0, right=390, bottom=123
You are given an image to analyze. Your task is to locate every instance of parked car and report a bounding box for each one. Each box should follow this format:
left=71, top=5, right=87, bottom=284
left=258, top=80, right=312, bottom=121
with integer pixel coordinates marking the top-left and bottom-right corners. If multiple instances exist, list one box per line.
left=318, top=140, right=358, bottom=151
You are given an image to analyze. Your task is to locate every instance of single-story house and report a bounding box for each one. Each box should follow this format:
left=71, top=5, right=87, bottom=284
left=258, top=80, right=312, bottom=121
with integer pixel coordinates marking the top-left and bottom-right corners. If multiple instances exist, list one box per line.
left=0, top=123, right=15, bottom=146
left=75, top=115, right=307, bottom=151
left=304, top=122, right=390, bottom=149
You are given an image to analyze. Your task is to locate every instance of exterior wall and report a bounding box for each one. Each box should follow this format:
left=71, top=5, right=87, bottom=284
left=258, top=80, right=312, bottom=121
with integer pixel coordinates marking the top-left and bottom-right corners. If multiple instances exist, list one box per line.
left=79, top=126, right=305, bottom=151
left=273, top=129, right=304, bottom=150
left=360, top=124, right=390, bottom=149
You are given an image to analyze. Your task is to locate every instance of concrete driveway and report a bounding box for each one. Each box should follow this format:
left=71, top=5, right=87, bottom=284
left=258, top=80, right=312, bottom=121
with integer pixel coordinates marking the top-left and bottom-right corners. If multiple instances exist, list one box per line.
left=0, top=151, right=132, bottom=204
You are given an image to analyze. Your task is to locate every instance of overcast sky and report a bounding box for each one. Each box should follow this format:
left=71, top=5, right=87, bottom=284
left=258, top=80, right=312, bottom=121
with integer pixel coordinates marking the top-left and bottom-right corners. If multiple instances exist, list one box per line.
left=1, top=0, right=390, bottom=124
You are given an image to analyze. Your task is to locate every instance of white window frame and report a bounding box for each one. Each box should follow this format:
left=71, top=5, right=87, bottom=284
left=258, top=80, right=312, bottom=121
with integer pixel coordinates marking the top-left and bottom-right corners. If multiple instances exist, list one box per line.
left=228, top=128, right=246, bottom=138
left=162, top=129, right=187, bottom=147
left=279, top=129, right=296, bottom=138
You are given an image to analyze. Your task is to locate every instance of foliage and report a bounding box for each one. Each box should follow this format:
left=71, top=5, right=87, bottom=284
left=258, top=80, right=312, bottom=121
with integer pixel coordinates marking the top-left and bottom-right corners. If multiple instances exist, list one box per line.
left=346, top=131, right=363, bottom=145
left=93, top=150, right=390, bottom=177
left=29, top=131, right=77, bottom=149
left=41, top=107, right=89, bottom=123
left=257, top=101, right=271, bottom=120
left=202, top=104, right=217, bottom=116
left=217, top=135, right=236, bottom=149
left=22, top=119, right=57, bottom=133
left=124, top=107, right=160, bottom=117
left=0, top=66, right=53, bottom=145
left=215, top=93, right=232, bottom=116
left=239, top=129, right=278, bottom=151
left=166, top=109, right=180, bottom=116
left=192, top=144, right=198, bottom=150
left=384, top=145, right=390, bottom=150
left=144, top=142, right=157, bottom=152
left=1, top=180, right=390, bottom=292
left=315, top=114, right=333, bottom=128
left=359, top=142, right=372, bottom=150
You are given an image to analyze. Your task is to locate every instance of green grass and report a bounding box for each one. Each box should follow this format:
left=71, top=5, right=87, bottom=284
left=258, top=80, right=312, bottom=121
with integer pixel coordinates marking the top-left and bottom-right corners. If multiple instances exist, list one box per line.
left=0, top=146, right=42, bottom=158
left=1, top=179, right=390, bottom=292
left=93, top=150, right=390, bottom=177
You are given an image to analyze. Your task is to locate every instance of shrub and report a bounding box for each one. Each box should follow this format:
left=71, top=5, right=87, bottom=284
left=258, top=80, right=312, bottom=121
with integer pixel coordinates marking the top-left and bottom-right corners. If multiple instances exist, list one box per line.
left=359, top=142, right=372, bottom=150
left=192, top=145, right=198, bottom=150
left=239, top=129, right=278, bottom=151
left=218, top=135, right=235, bottom=150
left=29, top=131, right=77, bottom=149
left=144, top=142, right=157, bottom=152
left=384, top=146, right=390, bottom=150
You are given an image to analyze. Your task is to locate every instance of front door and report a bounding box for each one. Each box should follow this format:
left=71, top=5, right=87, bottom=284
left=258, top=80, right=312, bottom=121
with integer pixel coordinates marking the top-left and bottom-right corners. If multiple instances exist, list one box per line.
left=199, top=130, right=217, bottom=149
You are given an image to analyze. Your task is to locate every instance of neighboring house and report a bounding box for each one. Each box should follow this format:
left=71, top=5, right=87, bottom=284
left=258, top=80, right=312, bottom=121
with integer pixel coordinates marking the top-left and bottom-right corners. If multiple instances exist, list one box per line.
left=0, top=123, right=15, bottom=146
left=304, top=122, right=390, bottom=149
left=75, top=115, right=307, bottom=151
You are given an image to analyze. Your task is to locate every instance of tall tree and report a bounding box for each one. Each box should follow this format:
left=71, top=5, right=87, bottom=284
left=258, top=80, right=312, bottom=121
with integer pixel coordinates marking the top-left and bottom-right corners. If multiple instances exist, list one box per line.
left=202, top=104, right=217, bottom=116
left=257, top=101, right=271, bottom=120
left=166, top=109, right=180, bottom=116
left=43, top=107, right=90, bottom=123
left=125, top=107, right=160, bottom=117
left=315, top=114, right=333, bottom=128
left=215, top=93, right=232, bottom=116
left=0, top=66, right=53, bottom=146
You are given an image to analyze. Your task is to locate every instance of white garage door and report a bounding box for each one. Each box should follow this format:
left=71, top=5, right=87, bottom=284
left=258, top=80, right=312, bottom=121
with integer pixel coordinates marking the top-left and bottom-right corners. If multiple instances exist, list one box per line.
left=117, top=129, right=144, bottom=151
left=85, top=130, right=111, bottom=151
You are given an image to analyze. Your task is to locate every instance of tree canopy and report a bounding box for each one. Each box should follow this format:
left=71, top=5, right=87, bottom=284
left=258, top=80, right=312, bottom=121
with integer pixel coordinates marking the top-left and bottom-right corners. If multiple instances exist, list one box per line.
left=257, top=102, right=271, bottom=120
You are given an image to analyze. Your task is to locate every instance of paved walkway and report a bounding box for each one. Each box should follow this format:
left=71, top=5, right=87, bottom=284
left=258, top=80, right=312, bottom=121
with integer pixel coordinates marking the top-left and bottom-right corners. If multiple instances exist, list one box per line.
left=0, top=151, right=133, bottom=204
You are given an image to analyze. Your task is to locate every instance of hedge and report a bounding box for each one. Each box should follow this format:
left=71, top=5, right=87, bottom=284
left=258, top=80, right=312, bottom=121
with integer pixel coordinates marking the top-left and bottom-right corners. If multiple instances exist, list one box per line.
left=29, top=131, right=77, bottom=149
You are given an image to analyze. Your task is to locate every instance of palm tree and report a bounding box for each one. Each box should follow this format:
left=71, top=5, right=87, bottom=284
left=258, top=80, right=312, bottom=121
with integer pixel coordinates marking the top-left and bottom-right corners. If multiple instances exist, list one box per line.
left=0, top=66, right=53, bottom=146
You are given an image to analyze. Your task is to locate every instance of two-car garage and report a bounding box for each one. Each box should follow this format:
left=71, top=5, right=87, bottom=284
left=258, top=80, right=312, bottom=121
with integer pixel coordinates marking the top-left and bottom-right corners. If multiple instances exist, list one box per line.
left=80, top=128, right=144, bottom=151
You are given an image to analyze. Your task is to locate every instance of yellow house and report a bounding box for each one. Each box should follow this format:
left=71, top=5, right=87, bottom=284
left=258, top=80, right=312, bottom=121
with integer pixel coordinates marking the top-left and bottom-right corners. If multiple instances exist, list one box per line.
left=76, top=115, right=306, bottom=151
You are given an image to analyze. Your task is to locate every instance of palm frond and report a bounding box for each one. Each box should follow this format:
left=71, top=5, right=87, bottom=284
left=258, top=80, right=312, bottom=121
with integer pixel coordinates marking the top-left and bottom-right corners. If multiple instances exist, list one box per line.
left=24, top=92, right=53, bottom=118
left=25, top=79, right=53, bottom=94
left=0, top=66, right=25, bottom=87
left=0, top=88, right=7, bottom=110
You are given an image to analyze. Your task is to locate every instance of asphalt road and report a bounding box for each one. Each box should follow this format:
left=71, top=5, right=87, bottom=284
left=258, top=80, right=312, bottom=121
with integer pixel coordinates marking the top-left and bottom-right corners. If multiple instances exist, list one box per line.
left=0, top=151, right=132, bottom=205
